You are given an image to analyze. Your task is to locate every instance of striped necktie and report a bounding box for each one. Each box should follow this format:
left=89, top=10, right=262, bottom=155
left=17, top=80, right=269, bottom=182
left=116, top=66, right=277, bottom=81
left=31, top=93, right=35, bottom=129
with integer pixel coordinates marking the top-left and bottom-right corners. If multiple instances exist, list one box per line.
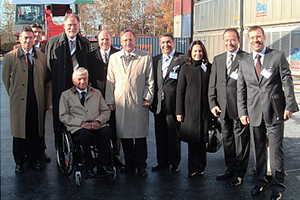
left=227, top=54, right=234, bottom=75
left=70, top=40, right=78, bottom=70
left=162, top=56, right=171, bottom=78
left=256, top=54, right=262, bottom=79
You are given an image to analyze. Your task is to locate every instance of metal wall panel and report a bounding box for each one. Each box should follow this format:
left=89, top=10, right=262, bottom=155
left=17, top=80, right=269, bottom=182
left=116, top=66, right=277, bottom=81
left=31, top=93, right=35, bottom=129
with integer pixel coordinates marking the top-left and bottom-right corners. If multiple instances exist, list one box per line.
left=244, top=0, right=300, bottom=27
left=182, top=0, right=193, bottom=14
left=182, top=13, right=193, bottom=38
left=174, top=15, right=183, bottom=37
left=194, top=0, right=240, bottom=33
left=111, top=37, right=190, bottom=57
left=174, top=0, right=183, bottom=16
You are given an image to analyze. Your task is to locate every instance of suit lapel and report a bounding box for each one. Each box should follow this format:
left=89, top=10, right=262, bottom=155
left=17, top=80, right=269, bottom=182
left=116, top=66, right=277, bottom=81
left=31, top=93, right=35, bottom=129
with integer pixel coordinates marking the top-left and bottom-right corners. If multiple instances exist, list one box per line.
left=259, top=47, right=273, bottom=84
left=164, top=53, right=180, bottom=81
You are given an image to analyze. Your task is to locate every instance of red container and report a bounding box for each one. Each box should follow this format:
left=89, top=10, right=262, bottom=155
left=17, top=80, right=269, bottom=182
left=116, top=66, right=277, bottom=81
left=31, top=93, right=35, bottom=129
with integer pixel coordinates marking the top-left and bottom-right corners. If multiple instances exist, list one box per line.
left=183, top=0, right=193, bottom=14
left=174, top=0, right=182, bottom=16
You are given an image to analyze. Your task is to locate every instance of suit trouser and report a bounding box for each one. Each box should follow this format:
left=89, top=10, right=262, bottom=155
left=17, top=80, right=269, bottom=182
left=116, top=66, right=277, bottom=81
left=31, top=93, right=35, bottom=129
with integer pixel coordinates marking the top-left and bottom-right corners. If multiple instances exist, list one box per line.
left=108, top=111, right=121, bottom=160
left=154, top=111, right=181, bottom=167
left=121, top=138, right=147, bottom=170
left=251, top=119, right=285, bottom=192
left=220, top=112, right=250, bottom=178
left=73, top=127, right=112, bottom=170
left=188, top=142, right=206, bottom=173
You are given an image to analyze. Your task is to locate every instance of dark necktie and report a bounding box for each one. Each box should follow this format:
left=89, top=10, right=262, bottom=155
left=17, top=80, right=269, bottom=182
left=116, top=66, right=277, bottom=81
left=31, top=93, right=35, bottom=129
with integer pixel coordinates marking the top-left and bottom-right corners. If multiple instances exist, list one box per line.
left=26, top=52, right=32, bottom=70
left=256, top=54, right=262, bottom=79
left=104, top=52, right=108, bottom=63
left=80, top=92, right=86, bottom=106
left=227, top=54, right=234, bottom=75
left=70, top=40, right=78, bottom=69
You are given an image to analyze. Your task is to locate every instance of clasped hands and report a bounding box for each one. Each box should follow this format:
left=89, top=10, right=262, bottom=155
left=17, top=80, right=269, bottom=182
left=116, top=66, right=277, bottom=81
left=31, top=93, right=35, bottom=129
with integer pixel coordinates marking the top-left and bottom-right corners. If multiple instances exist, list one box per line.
left=81, top=121, right=101, bottom=130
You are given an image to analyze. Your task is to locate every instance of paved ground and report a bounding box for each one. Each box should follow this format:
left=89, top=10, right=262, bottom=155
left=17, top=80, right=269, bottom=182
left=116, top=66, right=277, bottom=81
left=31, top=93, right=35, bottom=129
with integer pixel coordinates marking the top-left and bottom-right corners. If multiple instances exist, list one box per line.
left=1, top=58, right=300, bottom=199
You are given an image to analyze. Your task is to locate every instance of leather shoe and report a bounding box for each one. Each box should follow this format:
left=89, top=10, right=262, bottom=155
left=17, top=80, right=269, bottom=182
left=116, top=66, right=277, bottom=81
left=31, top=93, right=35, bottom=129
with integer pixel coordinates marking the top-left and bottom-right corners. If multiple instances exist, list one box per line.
left=188, top=171, right=197, bottom=177
left=230, top=177, right=243, bottom=187
left=97, top=166, right=114, bottom=176
left=39, top=153, right=51, bottom=162
left=138, top=168, right=148, bottom=177
left=120, top=164, right=135, bottom=172
left=87, top=169, right=96, bottom=179
left=251, top=185, right=268, bottom=196
left=216, top=171, right=234, bottom=180
left=151, top=164, right=169, bottom=171
left=113, top=158, right=125, bottom=166
left=15, top=165, right=24, bottom=174
left=270, top=191, right=282, bottom=200
left=28, top=162, right=43, bottom=171
left=171, top=165, right=180, bottom=172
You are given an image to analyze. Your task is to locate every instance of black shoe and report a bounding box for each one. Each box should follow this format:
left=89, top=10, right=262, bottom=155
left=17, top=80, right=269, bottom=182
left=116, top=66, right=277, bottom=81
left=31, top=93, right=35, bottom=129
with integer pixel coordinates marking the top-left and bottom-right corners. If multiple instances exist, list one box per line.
left=230, top=177, right=243, bottom=187
left=197, top=171, right=204, bottom=176
left=251, top=185, right=268, bottom=196
left=151, top=164, right=169, bottom=171
left=97, top=166, right=114, bottom=175
left=28, top=162, right=43, bottom=171
left=120, top=164, right=135, bottom=172
left=216, top=171, right=234, bottom=180
left=138, top=168, right=148, bottom=177
left=87, top=169, right=96, bottom=179
left=39, top=153, right=51, bottom=162
left=270, top=191, right=282, bottom=200
left=15, top=165, right=24, bottom=174
left=171, top=165, right=180, bottom=172
left=113, top=158, right=125, bottom=166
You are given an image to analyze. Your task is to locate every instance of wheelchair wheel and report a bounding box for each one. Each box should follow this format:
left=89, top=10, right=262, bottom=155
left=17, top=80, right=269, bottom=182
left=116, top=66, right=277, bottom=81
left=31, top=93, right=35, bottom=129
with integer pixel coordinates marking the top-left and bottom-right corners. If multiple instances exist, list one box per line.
left=56, top=130, right=74, bottom=175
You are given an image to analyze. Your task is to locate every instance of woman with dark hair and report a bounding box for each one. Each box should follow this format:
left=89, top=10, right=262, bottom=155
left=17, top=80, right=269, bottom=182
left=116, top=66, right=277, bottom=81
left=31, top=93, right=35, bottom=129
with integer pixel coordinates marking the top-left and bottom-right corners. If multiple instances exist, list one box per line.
left=176, top=40, right=213, bottom=177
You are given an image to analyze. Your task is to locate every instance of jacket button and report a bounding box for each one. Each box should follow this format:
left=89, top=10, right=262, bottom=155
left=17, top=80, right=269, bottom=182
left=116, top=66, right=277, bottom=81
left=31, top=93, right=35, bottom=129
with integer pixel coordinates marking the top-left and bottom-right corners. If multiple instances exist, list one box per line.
left=22, top=84, right=25, bottom=86
left=21, top=98, right=24, bottom=100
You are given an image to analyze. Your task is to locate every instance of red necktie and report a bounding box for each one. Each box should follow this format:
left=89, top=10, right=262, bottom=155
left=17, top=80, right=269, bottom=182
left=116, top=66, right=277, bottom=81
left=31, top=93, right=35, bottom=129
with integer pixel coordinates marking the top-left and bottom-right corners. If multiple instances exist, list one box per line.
left=255, top=54, right=261, bottom=79
left=26, top=52, right=32, bottom=70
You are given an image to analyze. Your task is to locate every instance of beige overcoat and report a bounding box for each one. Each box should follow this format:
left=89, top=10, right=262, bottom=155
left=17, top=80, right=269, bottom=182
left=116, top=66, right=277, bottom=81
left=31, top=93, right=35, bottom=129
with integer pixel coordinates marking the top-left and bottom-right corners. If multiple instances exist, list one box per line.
left=2, top=46, right=50, bottom=139
left=105, top=48, right=154, bottom=138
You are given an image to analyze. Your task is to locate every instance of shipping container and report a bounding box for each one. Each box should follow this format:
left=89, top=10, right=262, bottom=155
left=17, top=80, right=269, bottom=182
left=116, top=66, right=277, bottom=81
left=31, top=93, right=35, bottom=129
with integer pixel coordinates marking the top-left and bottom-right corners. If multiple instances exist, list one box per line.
left=183, top=0, right=193, bottom=14
left=194, top=0, right=241, bottom=33
left=182, top=13, right=193, bottom=38
left=111, top=37, right=190, bottom=57
left=174, top=0, right=183, bottom=16
left=243, top=24, right=300, bottom=75
left=244, top=0, right=300, bottom=27
left=174, top=15, right=183, bottom=37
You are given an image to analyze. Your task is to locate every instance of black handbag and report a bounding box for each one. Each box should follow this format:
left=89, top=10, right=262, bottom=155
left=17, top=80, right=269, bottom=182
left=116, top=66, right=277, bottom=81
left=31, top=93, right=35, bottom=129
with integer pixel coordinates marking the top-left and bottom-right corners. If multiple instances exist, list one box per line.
left=206, top=117, right=222, bottom=153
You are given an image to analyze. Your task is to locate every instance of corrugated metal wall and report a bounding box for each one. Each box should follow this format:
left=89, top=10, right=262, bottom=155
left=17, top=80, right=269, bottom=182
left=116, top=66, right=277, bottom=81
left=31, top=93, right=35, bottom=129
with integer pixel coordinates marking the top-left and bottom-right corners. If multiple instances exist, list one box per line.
left=111, top=37, right=190, bottom=57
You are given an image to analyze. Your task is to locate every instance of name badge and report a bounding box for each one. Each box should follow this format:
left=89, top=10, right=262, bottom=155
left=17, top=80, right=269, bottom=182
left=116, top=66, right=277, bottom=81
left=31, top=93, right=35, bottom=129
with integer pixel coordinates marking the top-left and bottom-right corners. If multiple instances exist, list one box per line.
left=261, top=68, right=272, bottom=79
left=169, top=71, right=178, bottom=79
left=201, top=63, right=207, bottom=72
left=229, top=70, right=238, bottom=80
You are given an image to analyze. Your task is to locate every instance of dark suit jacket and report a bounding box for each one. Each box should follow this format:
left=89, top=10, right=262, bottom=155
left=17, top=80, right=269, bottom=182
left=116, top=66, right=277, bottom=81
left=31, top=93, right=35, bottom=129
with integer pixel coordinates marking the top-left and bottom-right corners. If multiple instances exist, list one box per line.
left=46, top=32, right=91, bottom=134
left=152, top=52, right=186, bottom=115
left=209, top=49, right=248, bottom=120
left=88, top=44, right=119, bottom=95
left=237, top=47, right=298, bottom=126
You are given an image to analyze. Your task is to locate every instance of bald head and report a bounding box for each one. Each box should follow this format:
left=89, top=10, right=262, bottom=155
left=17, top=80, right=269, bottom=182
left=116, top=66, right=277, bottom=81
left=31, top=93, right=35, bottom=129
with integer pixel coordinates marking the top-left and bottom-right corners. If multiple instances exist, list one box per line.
left=98, top=30, right=112, bottom=51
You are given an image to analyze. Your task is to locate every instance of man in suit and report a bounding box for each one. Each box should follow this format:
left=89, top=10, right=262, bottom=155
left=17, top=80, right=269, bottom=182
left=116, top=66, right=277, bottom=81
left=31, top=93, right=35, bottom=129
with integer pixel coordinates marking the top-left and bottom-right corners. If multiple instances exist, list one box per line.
left=105, top=30, right=154, bottom=177
left=88, top=30, right=123, bottom=166
left=208, top=28, right=250, bottom=187
left=59, top=67, right=112, bottom=178
left=237, top=26, right=298, bottom=200
left=13, top=23, right=51, bottom=162
left=2, top=26, right=51, bottom=174
left=46, top=14, right=90, bottom=148
left=151, top=33, right=186, bottom=172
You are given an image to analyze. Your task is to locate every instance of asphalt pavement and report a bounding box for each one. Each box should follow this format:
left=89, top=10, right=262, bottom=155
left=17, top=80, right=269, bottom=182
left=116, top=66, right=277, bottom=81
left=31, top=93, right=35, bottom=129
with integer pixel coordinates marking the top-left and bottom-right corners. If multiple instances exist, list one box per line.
left=1, top=58, right=300, bottom=200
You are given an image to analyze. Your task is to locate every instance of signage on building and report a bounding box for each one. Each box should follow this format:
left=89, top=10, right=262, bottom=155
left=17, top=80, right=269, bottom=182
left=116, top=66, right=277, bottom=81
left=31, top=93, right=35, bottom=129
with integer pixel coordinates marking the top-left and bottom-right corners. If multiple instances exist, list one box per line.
left=256, top=2, right=267, bottom=17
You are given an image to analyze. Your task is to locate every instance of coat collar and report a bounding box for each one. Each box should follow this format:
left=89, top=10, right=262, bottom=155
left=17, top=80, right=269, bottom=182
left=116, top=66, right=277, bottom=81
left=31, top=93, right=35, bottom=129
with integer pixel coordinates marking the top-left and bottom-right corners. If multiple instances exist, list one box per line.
left=16, top=45, right=38, bottom=59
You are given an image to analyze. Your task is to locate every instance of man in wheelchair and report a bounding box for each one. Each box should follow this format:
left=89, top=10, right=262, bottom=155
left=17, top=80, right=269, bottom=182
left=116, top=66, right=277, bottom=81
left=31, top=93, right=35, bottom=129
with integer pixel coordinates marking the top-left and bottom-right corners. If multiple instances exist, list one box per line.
left=59, top=67, right=112, bottom=178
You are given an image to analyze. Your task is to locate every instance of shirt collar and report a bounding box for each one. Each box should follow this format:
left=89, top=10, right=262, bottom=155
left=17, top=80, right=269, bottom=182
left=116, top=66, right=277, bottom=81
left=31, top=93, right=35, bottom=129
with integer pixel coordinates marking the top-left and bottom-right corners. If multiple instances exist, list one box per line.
left=22, top=47, right=33, bottom=56
left=100, top=47, right=111, bottom=56
left=76, top=87, right=88, bottom=94
left=227, top=49, right=239, bottom=57
left=125, top=48, right=135, bottom=56
left=252, top=46, right=266, bottom=60
left=35, top=42, right=41, bottom=49
left=163, top=49, right=175, bottom=59
left=67, top=36, right=77, bottom=43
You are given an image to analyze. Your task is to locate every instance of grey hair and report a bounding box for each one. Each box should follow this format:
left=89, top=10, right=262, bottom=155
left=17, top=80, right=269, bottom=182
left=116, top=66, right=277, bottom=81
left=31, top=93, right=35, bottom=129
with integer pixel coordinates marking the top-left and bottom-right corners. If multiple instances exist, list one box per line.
left=72, top=67, right=89, bottom=79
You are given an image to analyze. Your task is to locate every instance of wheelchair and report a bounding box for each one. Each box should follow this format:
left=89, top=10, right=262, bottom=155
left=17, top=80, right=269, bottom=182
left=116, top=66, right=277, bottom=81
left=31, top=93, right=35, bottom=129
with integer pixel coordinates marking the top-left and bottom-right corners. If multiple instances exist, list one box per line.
left=56, top=127, right=117, bottom=186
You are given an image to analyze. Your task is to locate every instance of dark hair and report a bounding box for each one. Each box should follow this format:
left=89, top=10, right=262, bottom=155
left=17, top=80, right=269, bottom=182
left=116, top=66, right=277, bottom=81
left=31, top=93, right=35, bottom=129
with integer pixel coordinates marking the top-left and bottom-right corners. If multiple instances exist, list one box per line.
left=30, top=23, right=43, bottom=30
left=185, top=40, right=209, bottom=65
left=20, top=26, right=33, bottom=36
left=120, top=30, right=136, bottom=38
left=247, top=26, right=265, bottom=37
left=223, top=28, right=240, bottom=40
left=64, top=13, right=80, bottom=23
left=159, top=33, right=174, bottom=42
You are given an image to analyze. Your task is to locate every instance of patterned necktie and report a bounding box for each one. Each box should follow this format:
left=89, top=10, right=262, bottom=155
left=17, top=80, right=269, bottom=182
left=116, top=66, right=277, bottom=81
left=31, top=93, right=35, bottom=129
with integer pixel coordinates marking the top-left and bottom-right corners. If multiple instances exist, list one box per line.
left=256, top=54, right=262, bottom=79
left=162, top=56, right=171, bottom=78
left=227, top=54, right=234, bottom=75
left=80, top=92, right=86, bottom=106
left=70, top=40, right=78, bottom=70
left=104, top=52, right=108, bottom=63
left=26, top=52, right=32, bottom=70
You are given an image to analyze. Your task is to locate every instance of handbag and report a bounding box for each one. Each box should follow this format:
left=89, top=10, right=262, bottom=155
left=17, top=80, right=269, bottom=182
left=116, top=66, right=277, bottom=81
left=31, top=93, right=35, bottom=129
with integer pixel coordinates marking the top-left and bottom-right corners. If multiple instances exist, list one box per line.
left=206, top=117, right=222, bottom=153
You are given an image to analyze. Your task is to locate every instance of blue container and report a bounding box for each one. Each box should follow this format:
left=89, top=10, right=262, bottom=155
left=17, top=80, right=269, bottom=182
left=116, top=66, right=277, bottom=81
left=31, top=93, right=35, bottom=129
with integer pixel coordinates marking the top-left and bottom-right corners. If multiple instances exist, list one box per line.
left=182, top=13, right=193, bottom=38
